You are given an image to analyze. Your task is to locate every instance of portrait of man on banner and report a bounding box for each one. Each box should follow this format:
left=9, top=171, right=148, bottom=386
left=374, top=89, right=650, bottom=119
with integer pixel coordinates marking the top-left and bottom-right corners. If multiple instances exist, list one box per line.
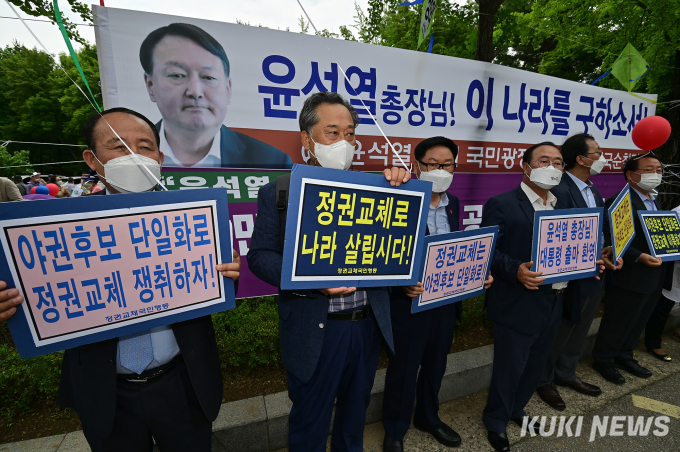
left=140, top=23, right=293, bottom=169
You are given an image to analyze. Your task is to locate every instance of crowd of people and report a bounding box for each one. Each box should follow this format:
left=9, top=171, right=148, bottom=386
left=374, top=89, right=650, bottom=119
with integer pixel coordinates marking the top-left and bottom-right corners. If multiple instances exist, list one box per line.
left=0, top=91, right=678, bottom=452
left=0, top=172, right=106, bottom=201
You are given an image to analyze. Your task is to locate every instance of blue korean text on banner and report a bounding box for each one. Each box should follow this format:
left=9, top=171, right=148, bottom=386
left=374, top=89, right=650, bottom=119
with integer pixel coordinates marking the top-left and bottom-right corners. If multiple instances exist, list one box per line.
left=0, top=189, right=235, bottom=358
left=530, top=207, right=604, bottom=285
left=637, top=210, right=680, bottom=261
left=280, top=164, right=432, bottom=290
left=411, top=226, right=498, bottom=314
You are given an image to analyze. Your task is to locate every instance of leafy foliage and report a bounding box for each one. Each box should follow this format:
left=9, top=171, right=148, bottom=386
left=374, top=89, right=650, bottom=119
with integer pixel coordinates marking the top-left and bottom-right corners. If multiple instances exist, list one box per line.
left=8, top=0, right=92, bottom=44
left=0, top=345, right=63, bottom=421
left=211, top=297, right=282, bottom=371
left=0, top=146, right=32, bottom=178
left=0, top=42, right=99, bottom=177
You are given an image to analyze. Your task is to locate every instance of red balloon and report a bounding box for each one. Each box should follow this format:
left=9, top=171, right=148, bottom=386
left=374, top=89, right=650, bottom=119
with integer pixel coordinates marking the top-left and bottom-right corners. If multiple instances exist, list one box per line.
left=30, top=186, right=37, bottom=194
left=46, top=183, right=59, bottom=197
left=631, top=116, right=671, bottom=151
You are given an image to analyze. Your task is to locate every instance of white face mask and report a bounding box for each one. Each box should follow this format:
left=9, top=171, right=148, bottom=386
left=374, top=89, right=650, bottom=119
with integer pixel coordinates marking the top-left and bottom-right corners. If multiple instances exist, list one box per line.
left=585, top=154, right=607, bottom=175
left=94, top=153, right=162, bottom=193
left=419, top=169, right=453, bottom=193
left=635, top=173, right=662, bottom=191
left=309, top=136, right=355, bottom=170
left=527, top=165, right=562, bottom=189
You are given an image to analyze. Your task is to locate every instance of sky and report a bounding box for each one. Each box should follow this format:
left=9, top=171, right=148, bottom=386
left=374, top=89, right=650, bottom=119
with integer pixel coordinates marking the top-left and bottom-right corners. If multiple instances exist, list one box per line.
left=1, top=1, right=469, bottom=56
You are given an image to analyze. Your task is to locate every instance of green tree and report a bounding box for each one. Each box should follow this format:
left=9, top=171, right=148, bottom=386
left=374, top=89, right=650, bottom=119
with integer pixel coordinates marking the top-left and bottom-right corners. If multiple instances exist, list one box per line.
left=514, top=0, right=680, bottom=205
left=0, top=43, right=95, bottom=176
left=8, top=0, right=92, bottom=44
left=0, top=146, right=32, bottom=178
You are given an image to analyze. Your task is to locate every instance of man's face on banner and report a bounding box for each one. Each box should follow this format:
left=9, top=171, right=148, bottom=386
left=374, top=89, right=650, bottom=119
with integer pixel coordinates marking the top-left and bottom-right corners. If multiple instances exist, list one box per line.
left=144, top=36, right=232, bottom=134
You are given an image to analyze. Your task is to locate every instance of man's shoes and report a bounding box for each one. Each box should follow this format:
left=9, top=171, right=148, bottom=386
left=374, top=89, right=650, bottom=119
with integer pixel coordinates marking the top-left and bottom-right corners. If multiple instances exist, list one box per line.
left=615, top=359, right=652, bottom=378
left=413, top=420, right=462, bottom=447
left=555, top=376, right=602, bottom=396
left=592, top=361, right=626, bottom=384
left=487, top=431, right=510, bottom=452
left=536, top=383, right=566, bottom=410
left=383, top=434, right=403, bottom=452
left=512, top=416, right=543, bottom=435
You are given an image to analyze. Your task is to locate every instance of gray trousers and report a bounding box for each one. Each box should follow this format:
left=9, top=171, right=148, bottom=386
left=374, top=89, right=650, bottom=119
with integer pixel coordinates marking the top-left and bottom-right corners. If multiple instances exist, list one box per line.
left=539, top=287, right=604, bottom=386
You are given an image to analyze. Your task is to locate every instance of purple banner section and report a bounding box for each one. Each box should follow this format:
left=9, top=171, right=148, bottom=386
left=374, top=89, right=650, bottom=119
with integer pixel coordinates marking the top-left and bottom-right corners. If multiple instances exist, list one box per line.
left=178, top=170, right=626, bottom=299
left=448, top=173, right=625, bottom=232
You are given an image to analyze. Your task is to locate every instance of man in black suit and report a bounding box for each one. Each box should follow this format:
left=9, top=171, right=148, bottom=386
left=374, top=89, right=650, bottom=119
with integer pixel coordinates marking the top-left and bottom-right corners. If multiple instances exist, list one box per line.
left=1, top=107, right=242, bottom=452
left=382, top=137, right=492, bottom=452
left=592, top=153, right=668, bottom=384
left=535, top=133, right=623, bottom=410
left=140, top=23, right=293, bottom=169
left=481, top=142, right=568, bottom=452
left=248, top=91, right=411, bottom=452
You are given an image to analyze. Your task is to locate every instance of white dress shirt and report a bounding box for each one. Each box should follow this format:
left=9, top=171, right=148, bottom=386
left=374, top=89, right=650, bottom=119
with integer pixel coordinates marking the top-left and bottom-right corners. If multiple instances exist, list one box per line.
left=160, top=122, right=222, bottom=168
left=520, top=182, right=568, bottom=290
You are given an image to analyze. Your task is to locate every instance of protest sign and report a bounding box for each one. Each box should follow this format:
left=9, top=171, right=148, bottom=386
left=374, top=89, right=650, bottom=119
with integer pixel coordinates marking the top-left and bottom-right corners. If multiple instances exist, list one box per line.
left=530, top=208, right=604, bottom=284
left=638, top=210, right=680, bottom=261
left=608, top=184, right=636, bottom=261
left=411, top=227, right=498, bottom=314
left=280, top=165, right=431, bottom=289
left=0, top=190, right=234, bottom=358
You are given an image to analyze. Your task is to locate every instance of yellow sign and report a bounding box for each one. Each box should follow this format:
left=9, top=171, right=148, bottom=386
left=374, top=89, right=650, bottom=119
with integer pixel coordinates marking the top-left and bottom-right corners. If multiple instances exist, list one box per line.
left=609, top=185, right=636, bottom=261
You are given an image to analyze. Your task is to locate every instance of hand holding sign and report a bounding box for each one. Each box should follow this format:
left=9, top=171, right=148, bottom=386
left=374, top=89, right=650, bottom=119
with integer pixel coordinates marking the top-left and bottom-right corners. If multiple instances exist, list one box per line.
left=216, top=250, right=242, bottom=280
left=383, top=167, right=411, bottom=187
left=0, top=281, right=23, bottom=322
left=518, top=262, right=545, bottom=290
left=638, top=253, right=663, bottom=267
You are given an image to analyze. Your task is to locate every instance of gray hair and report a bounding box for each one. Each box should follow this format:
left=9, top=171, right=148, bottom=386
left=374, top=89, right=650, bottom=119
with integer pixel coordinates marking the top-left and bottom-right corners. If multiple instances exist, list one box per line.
left=298, top=91, right=360, bottom=135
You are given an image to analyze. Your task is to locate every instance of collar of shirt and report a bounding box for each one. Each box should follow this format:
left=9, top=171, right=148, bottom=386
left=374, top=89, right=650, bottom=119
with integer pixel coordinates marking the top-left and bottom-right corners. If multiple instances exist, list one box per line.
left=429, top=192, right=450, bottom=210
left=631, top=186, right=656, bottom=204
left=160, top=122, right=221, bottom=167
left=520, top=182, right=557, bottom=210
left=566, top=170, right=593, bottom=192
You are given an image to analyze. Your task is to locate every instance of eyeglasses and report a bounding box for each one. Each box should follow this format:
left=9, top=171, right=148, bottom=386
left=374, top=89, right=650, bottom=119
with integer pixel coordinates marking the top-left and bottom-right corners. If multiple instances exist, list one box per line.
left=636, top=168, right=664, bottom=175
left=529, top=159, right=565, bottom=170
left=418, top=161, right=456, bottom=173
left=584, top=151, right=603, bottom=158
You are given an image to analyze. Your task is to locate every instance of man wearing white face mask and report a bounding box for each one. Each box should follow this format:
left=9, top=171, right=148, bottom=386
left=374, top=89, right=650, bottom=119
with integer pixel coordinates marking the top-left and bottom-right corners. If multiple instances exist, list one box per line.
left=536, top=133, right=623, bottom=412
left=45, top=107, right=241, bottom=452
left=592, top=153, right=670, bottom=385
left=481, top=142, right=569, bottom=452
left=382, top=137, right=493, bottom=452
left=248, top=92, right=411, bottom=452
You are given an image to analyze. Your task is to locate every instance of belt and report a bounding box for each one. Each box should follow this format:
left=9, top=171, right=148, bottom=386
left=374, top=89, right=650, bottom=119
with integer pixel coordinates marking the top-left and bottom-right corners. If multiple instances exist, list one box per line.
left=547, top=288, right=567, bottom=295
left=327, top=305, right=372, bottom=321
left=117, top=354, right=182, bottom=384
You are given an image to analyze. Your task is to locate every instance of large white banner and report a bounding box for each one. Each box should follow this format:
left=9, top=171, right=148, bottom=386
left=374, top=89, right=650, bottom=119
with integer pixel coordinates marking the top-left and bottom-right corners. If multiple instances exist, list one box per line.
left=93, top=5, right=655, bottom=174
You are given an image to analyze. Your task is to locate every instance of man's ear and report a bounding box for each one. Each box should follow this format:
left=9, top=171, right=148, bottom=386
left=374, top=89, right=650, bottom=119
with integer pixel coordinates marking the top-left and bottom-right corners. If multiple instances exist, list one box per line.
left=159, top=151, right=165, bottom=166
left=226, top=78, right=232, bottom=106
left=144, top=73, right=156, bottom=102
left=83, top=150, right=97, bottom=171
left=300, top=131, right=312, bottom=152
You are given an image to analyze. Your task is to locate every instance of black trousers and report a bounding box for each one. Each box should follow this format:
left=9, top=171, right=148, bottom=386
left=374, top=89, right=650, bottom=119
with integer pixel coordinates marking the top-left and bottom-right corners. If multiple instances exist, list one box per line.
left=84, top=359, right=211, bottom=452
left=382, top=308, right=456, bottom=441
left=592, top=281, right=664, bottom=364
left=482, top=294, right=563, bottom=434
left=644, top=294, right=678, bottom=349
left=286, top=312, right=381, bottom=452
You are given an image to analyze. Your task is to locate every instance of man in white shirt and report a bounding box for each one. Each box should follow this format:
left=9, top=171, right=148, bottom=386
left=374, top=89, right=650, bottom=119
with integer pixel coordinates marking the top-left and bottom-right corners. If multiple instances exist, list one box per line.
left=480, top=142, right=569, bottom=452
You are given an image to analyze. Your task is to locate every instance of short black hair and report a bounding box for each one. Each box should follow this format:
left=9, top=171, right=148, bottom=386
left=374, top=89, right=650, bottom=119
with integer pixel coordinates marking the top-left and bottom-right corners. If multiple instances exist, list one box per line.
left=523, top=141, right=559, bottom=164
left=140, top=23, right=230, bottom=78
left=561, top=133, right=596, bottom=170
left=83, top=107, right=161, bottom=154
left=414, top=136, right=459, bottom=162
left=622, top=151, right=662, bottom=176
left=12, top=175, right=22, bottom=183
left=299, top=91, right=359, bottom=134
left=67, top=177, right=74, bottom=183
